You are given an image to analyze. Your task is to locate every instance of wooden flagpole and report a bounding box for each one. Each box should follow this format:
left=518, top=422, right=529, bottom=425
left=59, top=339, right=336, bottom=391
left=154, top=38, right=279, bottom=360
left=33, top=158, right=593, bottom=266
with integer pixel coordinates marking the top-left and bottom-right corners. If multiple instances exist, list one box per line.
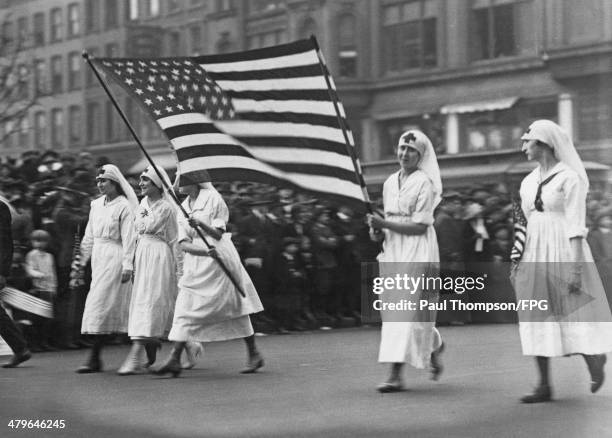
left=82, top=51, right=246, bottom=298
left=310, top=36, right=375, bottom=216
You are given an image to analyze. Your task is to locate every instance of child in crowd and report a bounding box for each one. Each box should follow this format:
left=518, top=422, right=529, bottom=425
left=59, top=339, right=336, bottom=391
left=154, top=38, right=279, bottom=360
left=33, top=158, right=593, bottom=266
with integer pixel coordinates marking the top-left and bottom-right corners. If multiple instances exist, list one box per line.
left=24, top=229, right=57, bottom=351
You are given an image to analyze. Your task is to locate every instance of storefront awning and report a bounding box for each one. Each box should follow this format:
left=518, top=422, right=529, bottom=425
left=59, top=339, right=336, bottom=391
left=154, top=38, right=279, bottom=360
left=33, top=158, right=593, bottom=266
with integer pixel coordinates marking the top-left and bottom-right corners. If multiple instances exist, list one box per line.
left=127, top=150, right=177, bottom=175
left=440, top=97, right=519, bottom=115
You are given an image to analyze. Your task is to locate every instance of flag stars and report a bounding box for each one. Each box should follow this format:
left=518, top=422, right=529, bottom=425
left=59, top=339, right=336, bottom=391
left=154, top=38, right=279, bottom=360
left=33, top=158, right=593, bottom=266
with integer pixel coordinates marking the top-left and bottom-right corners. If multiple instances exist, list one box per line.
left=153, top=109, right=161, bottom=116
left=144, top=98, right=153, bottom=106
left=177, top=104, right=184, bottom=110
left=171, top=69, right=180, bottom=75
left=125, top=78, right=134, bottom=85
left=156, top=95, right=165, bottom=102
left=146, top=85, right=155, bottom=92
left=126, top=67, right=135, bottom=74
left=148, top=75, right=156, bottom=83
left=160, top=75, right=168, bottom=82
left=167, top=93, right=175, bottom=100
left=135, top=88, right=143, bottom=95
left=165, top=106, right=173, bottom=113
left=180, top=84, right=188, bottom=92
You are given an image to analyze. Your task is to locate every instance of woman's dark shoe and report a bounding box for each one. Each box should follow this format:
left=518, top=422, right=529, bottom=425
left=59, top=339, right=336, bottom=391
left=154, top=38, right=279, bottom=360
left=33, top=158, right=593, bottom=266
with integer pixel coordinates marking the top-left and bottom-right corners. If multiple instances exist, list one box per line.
left=76, top=357, right=102, bottom=374
left=240, top=354, right=264, bottom=374
left=587, top=354, right=606, bottom=393
left=520, top=385, right=552, bottom=403
left=144, top=340, right=162, bottom=368
left=2, top=350, right=32, bottom=368
left=430, top=342, right=445, bottom=381
left=377, top=379, right=404, bottom=393
left=153, top=357, right=182, bottom=378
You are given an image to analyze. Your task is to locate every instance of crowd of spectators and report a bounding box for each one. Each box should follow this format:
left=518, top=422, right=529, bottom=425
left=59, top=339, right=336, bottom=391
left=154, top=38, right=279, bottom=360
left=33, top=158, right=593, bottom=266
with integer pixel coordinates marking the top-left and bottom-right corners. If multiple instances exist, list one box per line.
left=1, top=149, right=612, bottom=350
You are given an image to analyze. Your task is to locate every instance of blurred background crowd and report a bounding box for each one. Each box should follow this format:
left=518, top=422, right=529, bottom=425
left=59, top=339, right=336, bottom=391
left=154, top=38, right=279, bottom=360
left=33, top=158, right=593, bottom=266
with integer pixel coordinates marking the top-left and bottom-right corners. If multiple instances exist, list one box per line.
left=1, top=149, right=612, bottom=352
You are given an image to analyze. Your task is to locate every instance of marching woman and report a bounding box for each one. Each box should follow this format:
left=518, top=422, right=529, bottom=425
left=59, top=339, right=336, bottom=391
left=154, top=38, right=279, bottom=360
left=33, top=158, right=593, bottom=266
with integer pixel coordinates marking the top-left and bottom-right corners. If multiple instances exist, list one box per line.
left=514, top=120, right=612, bottom=402
left=154, top=173, right=264, bottom=377
left=76, top=164, right=137, bottom=373
left=367, top=130, right=445, bottom=392
left=117, top=165, right=178, bottom=375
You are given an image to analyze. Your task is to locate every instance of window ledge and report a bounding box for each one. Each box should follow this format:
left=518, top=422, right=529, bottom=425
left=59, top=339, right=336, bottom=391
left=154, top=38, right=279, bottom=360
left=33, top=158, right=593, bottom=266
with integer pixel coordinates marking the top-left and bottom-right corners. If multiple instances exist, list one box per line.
left=208, top=9, right=237, bottom=20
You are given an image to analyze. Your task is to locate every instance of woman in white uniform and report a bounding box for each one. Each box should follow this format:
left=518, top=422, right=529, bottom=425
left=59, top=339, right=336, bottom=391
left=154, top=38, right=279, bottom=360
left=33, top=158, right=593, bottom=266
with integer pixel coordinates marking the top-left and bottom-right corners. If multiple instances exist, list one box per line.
left=154, top=173, right=264, bottom=377
left=117, top=165, right=178, bottom=375
left=76, top=164, right=137, bottom=373
left=514, top=120, right=612, bottom=402
left=367, top=130, right=445, bottom=392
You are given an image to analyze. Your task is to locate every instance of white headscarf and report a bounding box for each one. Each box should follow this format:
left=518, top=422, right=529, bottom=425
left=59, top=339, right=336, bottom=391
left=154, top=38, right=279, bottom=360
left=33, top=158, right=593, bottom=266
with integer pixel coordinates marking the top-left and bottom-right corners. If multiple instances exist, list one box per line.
left=398, top=130, right=443, bottom=208
left=141, top=165, right=175, bottom=201
left=96, top=164, right=139, bottom=212
left=521, top=119, right=589, bottom=190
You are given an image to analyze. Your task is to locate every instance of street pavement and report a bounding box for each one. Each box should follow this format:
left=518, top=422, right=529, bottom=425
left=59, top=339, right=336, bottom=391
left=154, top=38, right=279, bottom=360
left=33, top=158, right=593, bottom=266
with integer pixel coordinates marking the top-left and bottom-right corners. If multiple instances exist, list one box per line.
left=1, top=324, right=611, bottom=438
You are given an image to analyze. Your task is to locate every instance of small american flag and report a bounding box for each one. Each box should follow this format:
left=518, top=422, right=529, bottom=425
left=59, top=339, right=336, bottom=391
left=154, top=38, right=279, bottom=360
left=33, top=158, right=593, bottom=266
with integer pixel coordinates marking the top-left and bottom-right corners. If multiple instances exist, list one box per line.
left=92, top=38, right=367, bottom=208
left=510, top=197, right=527, bottom=262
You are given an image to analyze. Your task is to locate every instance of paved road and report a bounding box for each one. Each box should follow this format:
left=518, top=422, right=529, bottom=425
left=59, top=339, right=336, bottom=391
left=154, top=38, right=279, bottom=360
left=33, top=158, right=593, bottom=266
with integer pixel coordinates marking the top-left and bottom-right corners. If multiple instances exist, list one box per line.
left=1, top=324, right=611, bottom=438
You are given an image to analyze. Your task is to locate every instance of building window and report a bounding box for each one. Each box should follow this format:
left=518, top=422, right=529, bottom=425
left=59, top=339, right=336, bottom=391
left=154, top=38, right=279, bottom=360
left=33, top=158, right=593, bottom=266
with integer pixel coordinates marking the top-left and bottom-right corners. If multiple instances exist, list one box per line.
left=34, top=111, right=47, bottom=148
left=85, top=0, right=100, bottom=32
left=50, top=8, right=63, bottom=42
left=34, top=59, right=47, bottom=95
left=189, top=25, right=202, bottom=55
left=33, top=13, right=44, bottom=46
left=129, top=0, right=139, bottom=20
left=67, top=4, right=80, bottom=37
left=85, top=47, right=98, bottom=87
left=338, top=14, right=357, bottom=78
left=216, top=32, right=232, bottom=53
left=1, top=21, right=14, bottom=53
left=105, top=0, right=119, bottom=29
left=470, top=0, right=517, bottom=61
left=68, top=52, right=81, bottom=90
left=382, top=0, right=438, bottom=73
left=86, top=101, right=102, bottom=144
left=379, top=114, right=445, bottom=159
left=150, top=0, right=161, bottom=17
left=51, top=109, right=64, bottom=147
left=168, top=31, right=181, bottom=55
left=19, top=117, right=29, bottom=148
left=216, top=0, right=233, bottom=12
left=578, top=88, right=612, bottom=142
left=16, top=17, right=27, bottom=46
left=68, top=105, right=82, bottom=145
left=247, top=0, right=282, bottom=14
left=51, top=55, right=63, bottom=94
left=105, top=43, right=119, bottom=57
left=16, top=64, right=29, bottom=99
left=458, top=98, right=556, bottom=153
left=3, top=121, right=14, bottom=149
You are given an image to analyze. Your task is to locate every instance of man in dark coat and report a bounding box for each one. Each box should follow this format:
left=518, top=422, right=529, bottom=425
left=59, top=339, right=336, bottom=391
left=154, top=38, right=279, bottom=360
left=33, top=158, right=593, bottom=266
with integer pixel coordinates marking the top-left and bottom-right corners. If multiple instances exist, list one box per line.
left=0, top=197, right=32, bottom=368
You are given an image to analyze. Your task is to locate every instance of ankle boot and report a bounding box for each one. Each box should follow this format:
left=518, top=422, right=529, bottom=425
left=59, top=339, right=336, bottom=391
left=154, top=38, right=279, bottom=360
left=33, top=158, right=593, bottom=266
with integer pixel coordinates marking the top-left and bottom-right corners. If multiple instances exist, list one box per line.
left=76, top=349, right=102, bottom=373
left=117, top=343, right=145, bottom=376
left=153, top=344, right=183, bottom=378
left=585, top=354, right=607, bottom=393
left=144, top=340, right=162, bottom=368
left=520, top=385, right=552, bottom=403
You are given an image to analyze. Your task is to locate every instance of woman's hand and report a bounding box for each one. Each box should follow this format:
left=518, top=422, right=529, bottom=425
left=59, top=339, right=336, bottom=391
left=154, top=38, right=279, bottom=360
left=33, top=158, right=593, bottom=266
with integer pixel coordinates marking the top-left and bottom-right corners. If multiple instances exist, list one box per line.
left=367, top=213, right=385, bottom=230
left=207, top=247, right=218, bottom=258
left=187, top=216, right=202, bottom=229
left=568, top=265, right=582, bottom=294
left=121, top=269, right=133, bottom=283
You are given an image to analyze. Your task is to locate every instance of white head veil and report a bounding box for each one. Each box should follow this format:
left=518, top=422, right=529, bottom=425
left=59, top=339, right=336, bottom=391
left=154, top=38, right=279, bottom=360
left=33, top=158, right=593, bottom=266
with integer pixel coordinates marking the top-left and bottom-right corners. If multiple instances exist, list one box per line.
left=96, top=164, right=139, bottom=212
left=141, top=165, right=175, bottom=201
left=398, top=130, right=443, bottom=208
left=521, top=119, right=589, bottom=190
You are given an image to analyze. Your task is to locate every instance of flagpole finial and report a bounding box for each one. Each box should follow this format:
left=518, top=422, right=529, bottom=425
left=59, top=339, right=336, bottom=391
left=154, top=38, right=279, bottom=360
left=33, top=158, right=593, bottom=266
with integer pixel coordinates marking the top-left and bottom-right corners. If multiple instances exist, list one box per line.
left=82, top=50, right=90, bottom=60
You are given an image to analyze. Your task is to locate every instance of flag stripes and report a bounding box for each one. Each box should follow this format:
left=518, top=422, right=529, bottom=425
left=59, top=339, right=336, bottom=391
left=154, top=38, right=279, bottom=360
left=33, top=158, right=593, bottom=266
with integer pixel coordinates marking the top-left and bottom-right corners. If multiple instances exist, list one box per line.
left=94, top=37, right=366, bottom=207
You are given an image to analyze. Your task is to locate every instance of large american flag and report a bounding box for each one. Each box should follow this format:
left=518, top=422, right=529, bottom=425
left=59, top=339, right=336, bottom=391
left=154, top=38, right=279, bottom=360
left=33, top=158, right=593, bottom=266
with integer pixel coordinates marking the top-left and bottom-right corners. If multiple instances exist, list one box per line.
left=92, top=38, right=367, bottom=208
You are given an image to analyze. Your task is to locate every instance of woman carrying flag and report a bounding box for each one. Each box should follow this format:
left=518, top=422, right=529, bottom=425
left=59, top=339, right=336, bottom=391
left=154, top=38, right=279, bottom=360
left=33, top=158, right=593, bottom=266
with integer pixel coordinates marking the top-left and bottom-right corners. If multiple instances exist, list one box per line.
left=154, top=173, right=264, bottom=377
